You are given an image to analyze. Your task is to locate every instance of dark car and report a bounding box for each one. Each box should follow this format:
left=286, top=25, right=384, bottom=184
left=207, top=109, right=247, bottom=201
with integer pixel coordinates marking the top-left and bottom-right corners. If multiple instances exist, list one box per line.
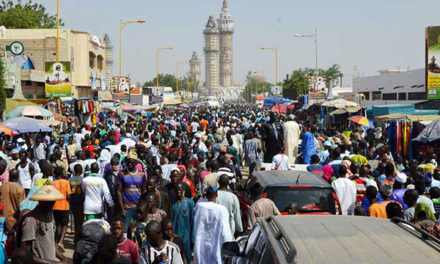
left=244, top=170, right=339, bottom=214
left=222, top=215, right=440, bottom=264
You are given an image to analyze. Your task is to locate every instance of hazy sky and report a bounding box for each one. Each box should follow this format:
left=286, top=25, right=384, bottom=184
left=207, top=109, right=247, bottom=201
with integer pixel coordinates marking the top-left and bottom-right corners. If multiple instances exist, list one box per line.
left=35, top=0, right=439, bottom=86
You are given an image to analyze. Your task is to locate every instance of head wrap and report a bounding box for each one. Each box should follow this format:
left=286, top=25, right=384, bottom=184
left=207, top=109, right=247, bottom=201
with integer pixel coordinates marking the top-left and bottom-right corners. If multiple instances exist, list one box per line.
left=414, top=202, right=437, bottom=222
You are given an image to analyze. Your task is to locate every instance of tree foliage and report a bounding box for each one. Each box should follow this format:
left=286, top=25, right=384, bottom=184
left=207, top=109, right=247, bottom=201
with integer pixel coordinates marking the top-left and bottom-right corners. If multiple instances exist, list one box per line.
left=282, top=64, right=343, bottom=99
left=244, top=79, right=271, bottom=101
left=0, top=0, right=63, bottom=29
left=0, top=58, right=6, bottom=120
left=282, top=69, right=309, bottom=100
left=143, top=74, right=191, bottom=92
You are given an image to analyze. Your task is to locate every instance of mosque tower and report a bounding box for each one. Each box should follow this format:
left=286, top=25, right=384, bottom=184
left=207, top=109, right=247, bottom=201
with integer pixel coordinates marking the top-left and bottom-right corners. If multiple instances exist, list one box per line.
left=189, top=51, right=200, bottom=92
left=217, top=0, right=234, bottom=87
left=103, top=34, right=113, bottom=90
left=203, top=16, right=219, bottom=96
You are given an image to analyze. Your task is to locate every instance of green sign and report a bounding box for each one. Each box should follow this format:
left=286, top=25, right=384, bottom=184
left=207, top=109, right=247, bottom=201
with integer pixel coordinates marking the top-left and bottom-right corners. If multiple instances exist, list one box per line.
left=6, top=41, right=24, bottom=55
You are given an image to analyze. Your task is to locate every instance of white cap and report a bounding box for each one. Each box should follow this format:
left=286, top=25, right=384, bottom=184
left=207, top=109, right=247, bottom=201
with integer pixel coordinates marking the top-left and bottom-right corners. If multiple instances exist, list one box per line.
left=17, top=138, right=25, bottom=143
left=126, top=133, right=131, bottom=138
left=395, top=172, right=407, bottom=183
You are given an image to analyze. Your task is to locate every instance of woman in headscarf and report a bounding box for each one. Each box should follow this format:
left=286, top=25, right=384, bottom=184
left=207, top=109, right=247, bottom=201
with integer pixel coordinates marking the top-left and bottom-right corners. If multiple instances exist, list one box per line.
left=177, top=165, right=195, bottom=198
left=413, top=202, right=440, bottom=238
left=341, top=159, right=353, bottom=178
left=323, top=165, right=334, bottom=182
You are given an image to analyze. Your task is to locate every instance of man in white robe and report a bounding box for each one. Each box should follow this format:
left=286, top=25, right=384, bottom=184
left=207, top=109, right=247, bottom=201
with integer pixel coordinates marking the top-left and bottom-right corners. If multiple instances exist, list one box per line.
left=193, top=186, right=233, bottom=264
left=331, top=173, right=357, bottom=215
left=283, top=115, right=301, bottom=164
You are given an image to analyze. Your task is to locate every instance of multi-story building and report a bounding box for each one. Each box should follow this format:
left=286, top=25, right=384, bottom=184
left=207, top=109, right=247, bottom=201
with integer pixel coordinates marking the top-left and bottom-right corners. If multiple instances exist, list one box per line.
left=353, top=68, right=426, bottom=107
left=0, top=29, right=112, bottom=98
left=203, top=16, right=219, bottom=96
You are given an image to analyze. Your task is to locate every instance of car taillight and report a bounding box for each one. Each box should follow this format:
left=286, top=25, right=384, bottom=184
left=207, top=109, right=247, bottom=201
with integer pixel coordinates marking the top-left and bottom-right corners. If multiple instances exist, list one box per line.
left=289, top=185, right=312, bottom=189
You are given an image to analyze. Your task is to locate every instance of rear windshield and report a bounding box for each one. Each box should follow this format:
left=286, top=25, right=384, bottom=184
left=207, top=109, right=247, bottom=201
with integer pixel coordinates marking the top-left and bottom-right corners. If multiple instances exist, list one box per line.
left=265, top=187, right=336, bottom=214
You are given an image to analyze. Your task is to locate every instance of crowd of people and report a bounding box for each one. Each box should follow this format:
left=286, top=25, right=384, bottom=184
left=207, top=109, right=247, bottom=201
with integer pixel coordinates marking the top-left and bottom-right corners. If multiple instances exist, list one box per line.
left=0, top=103, right=438, bottom=263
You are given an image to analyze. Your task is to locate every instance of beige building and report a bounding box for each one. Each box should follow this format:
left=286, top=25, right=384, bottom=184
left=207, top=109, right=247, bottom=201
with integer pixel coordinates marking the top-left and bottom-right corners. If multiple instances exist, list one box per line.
left=0, top=29, right=113, bottom=98
left=204, top=16, right=219, bottom=96
left=189, top=51, right=200, bottom=92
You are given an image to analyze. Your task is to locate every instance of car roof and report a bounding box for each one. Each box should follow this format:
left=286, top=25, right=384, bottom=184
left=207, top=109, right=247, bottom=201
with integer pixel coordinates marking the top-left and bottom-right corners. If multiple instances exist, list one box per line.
left=263, top=215, right=440, bottom=264
left=252, top=170, right=330, bottom=188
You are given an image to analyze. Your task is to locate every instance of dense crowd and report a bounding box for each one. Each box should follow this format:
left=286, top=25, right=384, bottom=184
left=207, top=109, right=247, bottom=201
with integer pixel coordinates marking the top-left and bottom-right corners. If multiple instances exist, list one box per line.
left=0, top=103, right=439, bottom=263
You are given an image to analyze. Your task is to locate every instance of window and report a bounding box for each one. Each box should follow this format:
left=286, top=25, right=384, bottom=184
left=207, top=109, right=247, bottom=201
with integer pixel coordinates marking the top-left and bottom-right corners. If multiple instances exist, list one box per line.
left=408, top=92, right=426, bottom=100
left=244, top=224, right=261, bottom=258
left=361, top=92, right=370, bottom=100
left=372, top=91, right=381, bottom=101
left=382, top=93, right=397, bottom=100
left=398, top=93, right=407, bottom=101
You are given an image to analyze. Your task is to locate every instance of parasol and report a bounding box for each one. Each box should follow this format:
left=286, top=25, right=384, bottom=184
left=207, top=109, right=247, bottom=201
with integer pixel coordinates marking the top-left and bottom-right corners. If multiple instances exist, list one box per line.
left=2, top=117, right=52, bottom=133
left=348, top=115, right=370, bottom=127
left=6, top=106, right=53, bottom=119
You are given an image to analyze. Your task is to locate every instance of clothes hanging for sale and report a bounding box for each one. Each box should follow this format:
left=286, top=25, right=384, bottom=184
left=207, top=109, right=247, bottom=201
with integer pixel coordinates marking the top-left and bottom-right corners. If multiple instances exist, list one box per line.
left=387, top=120, right=423, bottom=159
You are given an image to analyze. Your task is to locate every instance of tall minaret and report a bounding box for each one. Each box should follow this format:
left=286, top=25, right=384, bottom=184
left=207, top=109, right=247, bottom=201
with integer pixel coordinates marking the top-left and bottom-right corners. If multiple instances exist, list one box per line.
left=103, top=34, right=113, bottom=90
left=204, top=16, right=219, bottom=96
left=189, top=52, right=200, bottom=92
left=217, top=0, right=234, bottom=87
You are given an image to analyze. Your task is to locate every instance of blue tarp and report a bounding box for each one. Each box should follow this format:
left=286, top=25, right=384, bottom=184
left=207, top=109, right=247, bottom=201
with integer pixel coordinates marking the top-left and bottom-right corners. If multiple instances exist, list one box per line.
left=263, top=96, right=293, bottom=107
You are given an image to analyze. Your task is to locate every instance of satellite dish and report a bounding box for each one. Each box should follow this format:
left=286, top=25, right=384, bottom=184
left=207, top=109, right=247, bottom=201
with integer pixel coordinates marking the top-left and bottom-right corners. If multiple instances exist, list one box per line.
left=0, top=26, right=6, bottom=38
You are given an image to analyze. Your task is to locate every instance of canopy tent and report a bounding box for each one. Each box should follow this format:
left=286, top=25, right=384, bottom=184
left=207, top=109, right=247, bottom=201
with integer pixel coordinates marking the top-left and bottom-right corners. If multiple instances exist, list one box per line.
left=40, top=120, right=63, bottom=127
left=321, top=99, right=358, bottom=109
left=329, top=105, right=361, bottom=115
left=263, top=96, right=293, bottom=107
left=413, top=118, right=440, bottom=143
left=375, top=114, right=440, bottom=123
left=2, top=117, right=52, bottom=133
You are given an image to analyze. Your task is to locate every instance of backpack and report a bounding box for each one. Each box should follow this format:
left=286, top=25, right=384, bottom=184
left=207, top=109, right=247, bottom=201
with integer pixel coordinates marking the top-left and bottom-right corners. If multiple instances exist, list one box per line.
left=73, top=222, right=106, bottom=264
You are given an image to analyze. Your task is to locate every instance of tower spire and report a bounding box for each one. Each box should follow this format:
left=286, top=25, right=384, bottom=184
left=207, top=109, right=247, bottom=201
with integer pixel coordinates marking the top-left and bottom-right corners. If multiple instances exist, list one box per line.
left=223, top=0, right=228, bottom=9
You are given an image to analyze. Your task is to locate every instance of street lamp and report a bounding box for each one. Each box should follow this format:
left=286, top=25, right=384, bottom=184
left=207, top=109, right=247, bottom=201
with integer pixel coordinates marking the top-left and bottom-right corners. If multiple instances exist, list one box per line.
left=156, top=46, right=174, bottom=87
left=56, top=0, right=60, bottom=62
left=294, top=28, right=318, bottom=88
left=176, top=60, right=188, bottom=92
left=120, top=18, right=146, bottom=77
left=260, top=46, right=279, bottom=86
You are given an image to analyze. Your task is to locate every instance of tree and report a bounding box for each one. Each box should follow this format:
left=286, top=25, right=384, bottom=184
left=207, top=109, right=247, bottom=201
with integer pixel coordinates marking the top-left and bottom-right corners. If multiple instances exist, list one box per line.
left=323, top=64, right=343, bottom=87
left=142, top=73, right=188, bottom=92
left=0, top=0, right=63, bottom=29
left=0, top=58, right=6, bottom=120
left=282, top=69, right=309, bottom=100
left=244, top=79, right=272, bottom=102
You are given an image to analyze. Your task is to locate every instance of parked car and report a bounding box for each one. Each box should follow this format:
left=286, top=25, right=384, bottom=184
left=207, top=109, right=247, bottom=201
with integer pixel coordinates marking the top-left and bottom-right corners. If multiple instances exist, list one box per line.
left=244, top=170, right=339, bottom=215
left=222, top=215, right=440, bottom=264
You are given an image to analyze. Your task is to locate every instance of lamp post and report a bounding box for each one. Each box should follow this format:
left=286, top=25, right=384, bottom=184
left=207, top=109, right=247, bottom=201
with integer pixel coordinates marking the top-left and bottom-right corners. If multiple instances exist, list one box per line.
left=294, top=28, right=318, bottom=87
left=156, top=46, right=174, bottom=87
left=56, top=0, right=60, bottom=62
left=176, top=60, right=188, bottom=92
left=120, top=18, right=146, bottom=78
left=260, top=47, right=279, bottom=86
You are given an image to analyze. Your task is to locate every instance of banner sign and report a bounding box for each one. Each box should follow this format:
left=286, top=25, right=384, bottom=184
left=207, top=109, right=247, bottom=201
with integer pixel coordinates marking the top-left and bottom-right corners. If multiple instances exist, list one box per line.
left=271, top=86, right=282, bottom=96
left=152, top=87, right=164, bottom=103
left=45, top=61, right=71, bottom=98
left=426, top=26, right=440, bottom=100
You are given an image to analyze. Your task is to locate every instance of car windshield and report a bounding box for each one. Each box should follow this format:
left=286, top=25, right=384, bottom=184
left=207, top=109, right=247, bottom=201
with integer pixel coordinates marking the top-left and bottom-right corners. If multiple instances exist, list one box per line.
left=265, top=187, right=336, bottom=214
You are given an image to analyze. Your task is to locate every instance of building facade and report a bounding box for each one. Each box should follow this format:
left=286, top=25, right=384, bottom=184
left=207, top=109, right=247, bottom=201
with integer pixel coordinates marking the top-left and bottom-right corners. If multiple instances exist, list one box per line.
left=218, top=0, right=234, bottom=87
left=0, top=29, right=111, bottom=98
left=189, top=51, right=200, bottom=92
left=204, top=16, right=219, bottom=96
left=353, top=68, right=426, bottom=107
left=103, top=34, right=114, bottom=90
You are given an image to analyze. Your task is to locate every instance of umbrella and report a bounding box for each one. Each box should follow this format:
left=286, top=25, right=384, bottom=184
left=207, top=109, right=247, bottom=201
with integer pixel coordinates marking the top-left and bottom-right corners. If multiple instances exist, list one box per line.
left=413, top=118, right=440, bottom=143
left=6, top=106, right=53, bottom=119
left=348, top=115, right=370, bottom=127
left=0, top=125, right=18, bottom=136
left=2, top=117, right=52, bottom=133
